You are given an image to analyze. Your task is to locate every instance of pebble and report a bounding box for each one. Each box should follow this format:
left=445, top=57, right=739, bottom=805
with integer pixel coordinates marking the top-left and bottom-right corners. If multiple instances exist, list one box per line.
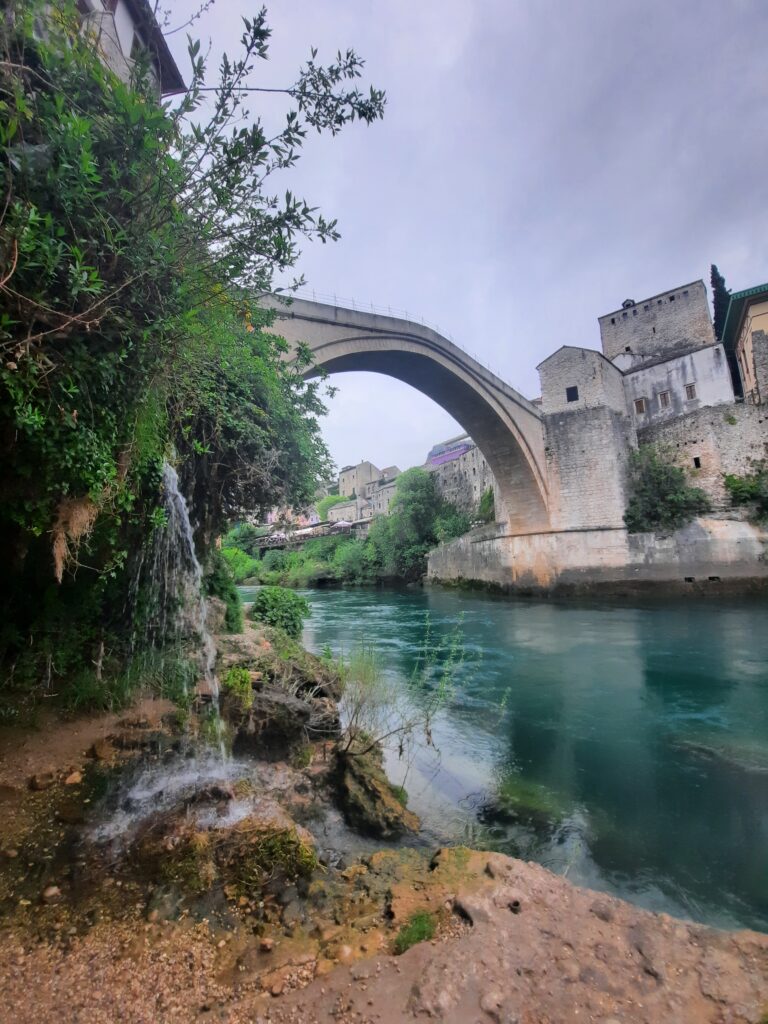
left=29, top=771, right=56, bottom=791
left=64, top=771, right=83, bottom=786
left=259, top=937, right=275, bottom=952
left=42, top=885, right=61, bottom=902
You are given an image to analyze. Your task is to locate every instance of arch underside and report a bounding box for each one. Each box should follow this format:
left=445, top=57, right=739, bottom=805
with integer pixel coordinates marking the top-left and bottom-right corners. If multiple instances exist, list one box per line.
left=306, top=342, right=550, bottom=533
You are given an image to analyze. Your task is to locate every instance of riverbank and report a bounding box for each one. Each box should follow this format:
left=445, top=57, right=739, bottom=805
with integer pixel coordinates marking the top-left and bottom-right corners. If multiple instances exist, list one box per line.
left=0, top=617, right=767, bottom=1022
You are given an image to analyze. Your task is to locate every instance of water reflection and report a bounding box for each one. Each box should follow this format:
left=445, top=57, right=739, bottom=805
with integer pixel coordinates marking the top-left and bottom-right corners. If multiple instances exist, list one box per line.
left=294, top=585, right=768, bottom=931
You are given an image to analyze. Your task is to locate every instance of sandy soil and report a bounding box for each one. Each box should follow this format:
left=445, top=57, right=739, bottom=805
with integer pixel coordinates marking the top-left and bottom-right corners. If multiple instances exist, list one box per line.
left=0, top=697, right=175, bottom=790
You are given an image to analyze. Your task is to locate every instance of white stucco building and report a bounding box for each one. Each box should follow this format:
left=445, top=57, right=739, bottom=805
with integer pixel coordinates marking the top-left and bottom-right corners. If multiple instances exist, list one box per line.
left=76, top=0, right=185, bottom=97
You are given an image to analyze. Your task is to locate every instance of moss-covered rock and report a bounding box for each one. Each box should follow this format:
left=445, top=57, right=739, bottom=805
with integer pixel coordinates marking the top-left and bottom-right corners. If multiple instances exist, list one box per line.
left=132, top=809, right=316, bottom=900
left=333, top=743, right=420, bottom=839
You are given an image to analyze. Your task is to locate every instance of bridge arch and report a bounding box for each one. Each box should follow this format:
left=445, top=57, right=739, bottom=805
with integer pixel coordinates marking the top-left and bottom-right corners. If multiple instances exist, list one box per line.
left=265, top=297, right=550, bottom=533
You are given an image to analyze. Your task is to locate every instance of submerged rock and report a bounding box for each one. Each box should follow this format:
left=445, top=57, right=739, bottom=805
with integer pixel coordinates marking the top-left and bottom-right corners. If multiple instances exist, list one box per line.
left=333, top=744, right=420, bottom=840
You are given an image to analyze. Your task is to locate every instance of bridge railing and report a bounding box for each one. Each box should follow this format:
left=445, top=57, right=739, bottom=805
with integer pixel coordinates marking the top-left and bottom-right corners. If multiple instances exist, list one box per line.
left=274, top=288, right=518, bottom=387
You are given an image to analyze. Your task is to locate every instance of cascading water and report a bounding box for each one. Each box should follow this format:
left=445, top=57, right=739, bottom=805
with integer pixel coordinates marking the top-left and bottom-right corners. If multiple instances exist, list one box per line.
left=135, top=461, right=218, bottom=699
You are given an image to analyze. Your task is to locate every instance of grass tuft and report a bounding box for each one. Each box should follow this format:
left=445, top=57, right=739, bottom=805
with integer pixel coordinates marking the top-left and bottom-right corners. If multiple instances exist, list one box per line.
left=393, top=910, right=436, bottom=954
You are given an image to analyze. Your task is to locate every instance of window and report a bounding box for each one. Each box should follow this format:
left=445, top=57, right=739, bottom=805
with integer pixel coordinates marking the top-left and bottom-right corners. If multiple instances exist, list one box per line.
left=658, top=299, right=663, bottom=305
left=611, top=317, right=616, bottom=325
left=669, top=295, right=675, bottom=302
left=634, top=398, right=647, bottom=414
left=566, top=385, right=579, bottom=403
left=685, top=383, right=697, bottom=400
left=622, top=311, right=628, bottom=319
left=632, top=308, right=638, bottom=316
left=683, top=289, right=689, bottom=297
left=625, top=345, right=632, bottom=352
left=693, top=457, right=702, bottom=469
left=659, top=390, right=671, bottom=409
left=644, top=304, right=649, bottom=311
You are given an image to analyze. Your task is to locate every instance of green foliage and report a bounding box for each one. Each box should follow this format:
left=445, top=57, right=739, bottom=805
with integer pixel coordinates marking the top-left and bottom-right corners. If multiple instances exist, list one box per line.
left=244, top=473, right=469, bottom=587
left=0, top=0, right=383, bottom=699
left=261, top=548, right=288, bottom=573
left=222, top=666, right=253, bottom=710
left=221, top=544, right=260, bottom=584
left=624, top=447, right=711, bottom=533
left=711, top=264, right=731, bottom=341
left=223, top=523, right=268, bottom=557
left=478, top=486, right=495, bottom=523
left=204, top=550, right=243, bottom=633
left=724, top=462, right=768, bottom=520
left=390, top=784, right=408, bottom=807
left=367, top=469, right=470, bottom=581
left=250, top=586, right=310, bottom=639
left=393, top=911, right=436, bottom=954
left=317, top=493, right=347, bottom=520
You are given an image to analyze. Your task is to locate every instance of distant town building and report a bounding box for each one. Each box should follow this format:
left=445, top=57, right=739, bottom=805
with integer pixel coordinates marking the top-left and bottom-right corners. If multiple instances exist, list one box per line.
left=424, top=435, right=500, bottom=516
left=339, top=461, right=382, bottom=498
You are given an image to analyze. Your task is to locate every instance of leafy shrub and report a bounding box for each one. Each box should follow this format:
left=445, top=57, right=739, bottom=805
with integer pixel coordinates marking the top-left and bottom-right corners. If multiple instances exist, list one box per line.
left=624, top=447, right=711, bottom=533
left=222, top=666, right=253, bottom=710
left=393, top=911, right=436, bottom=954
left=724, top=463, right=768, bottom=519
left=221, top=545, right=260, bottom=583
left=261, top=549, right=288, bottom=573
left=250, top=586, right=310, bottom=638
left=204, top=550, right=243, bottom=632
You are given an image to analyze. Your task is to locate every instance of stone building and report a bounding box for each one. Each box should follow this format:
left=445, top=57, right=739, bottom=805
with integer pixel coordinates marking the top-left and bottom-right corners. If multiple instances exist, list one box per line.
left=535, top=277, right=768, bottom=526
left=424, top=434, right=501, bottom=517
left=721, top=283, right=768, bottom=404
left=339, top=461, right=381, bottom=498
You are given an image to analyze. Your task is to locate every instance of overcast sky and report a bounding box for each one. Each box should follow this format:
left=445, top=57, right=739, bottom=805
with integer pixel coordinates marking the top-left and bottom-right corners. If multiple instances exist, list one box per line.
left=167, top=0, right=768, bottom=474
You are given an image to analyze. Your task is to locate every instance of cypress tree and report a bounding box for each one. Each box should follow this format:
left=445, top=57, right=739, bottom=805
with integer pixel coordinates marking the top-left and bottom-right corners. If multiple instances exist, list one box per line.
left=711, top=264, right=731, bottom=340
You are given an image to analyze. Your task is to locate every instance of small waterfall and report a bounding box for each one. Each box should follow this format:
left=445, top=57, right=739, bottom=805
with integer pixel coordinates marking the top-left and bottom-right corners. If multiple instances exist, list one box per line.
left=135, top=461, right=218, bottom=698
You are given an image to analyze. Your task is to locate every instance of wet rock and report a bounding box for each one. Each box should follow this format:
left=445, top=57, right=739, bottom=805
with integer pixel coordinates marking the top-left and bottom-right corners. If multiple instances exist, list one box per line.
left=29, top=770, right=56, bottom=791
left=229, top=686, right=312, bottom=762
left=205, top=596, right=229, bottom=635
left=64, top=770, right=83, bottom=786
left=333, top=744, right=420, bottom=840
left=88, top=738, right=113, bottom=761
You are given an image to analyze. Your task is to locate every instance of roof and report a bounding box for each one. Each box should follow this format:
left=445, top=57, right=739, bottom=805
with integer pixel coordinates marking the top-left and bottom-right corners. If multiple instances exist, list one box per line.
left=126, top=0, right=186, bottom=96
left=536, top=345, right=617, bottom=371
left=598, top=280, right=704, bottom=322
left=720, top=283, right=768, bottom=354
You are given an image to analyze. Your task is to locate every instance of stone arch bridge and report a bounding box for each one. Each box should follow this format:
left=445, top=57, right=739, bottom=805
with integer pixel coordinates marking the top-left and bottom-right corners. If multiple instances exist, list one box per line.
left=264, top=296, right=548, bottom=533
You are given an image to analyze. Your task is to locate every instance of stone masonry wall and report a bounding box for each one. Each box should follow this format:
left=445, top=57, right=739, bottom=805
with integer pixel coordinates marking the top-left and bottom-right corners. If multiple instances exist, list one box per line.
left=538, top=347, right=627, bottom=415
left=752, top=330, right=768, bottom=405
left=427, top=445, right=501, bottom=517
left=543, top=406, right=636, bottom=530
left=598, top=280, right=714, bottom=363
left=638, top=402, right=768, bottom=509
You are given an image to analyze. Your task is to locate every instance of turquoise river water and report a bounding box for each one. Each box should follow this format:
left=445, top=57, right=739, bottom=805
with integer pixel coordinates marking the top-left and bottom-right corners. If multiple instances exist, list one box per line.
left=241, top=585, right=768, bottom=932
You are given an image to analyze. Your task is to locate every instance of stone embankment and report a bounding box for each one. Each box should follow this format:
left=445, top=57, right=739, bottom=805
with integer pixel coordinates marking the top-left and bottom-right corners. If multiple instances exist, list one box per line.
left=0, top=623, right=766, bottom=1023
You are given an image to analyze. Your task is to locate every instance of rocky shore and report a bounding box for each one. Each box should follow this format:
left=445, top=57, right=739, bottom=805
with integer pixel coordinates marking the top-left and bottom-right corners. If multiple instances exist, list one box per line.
left=0, top=619, right=766, bottom=1023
